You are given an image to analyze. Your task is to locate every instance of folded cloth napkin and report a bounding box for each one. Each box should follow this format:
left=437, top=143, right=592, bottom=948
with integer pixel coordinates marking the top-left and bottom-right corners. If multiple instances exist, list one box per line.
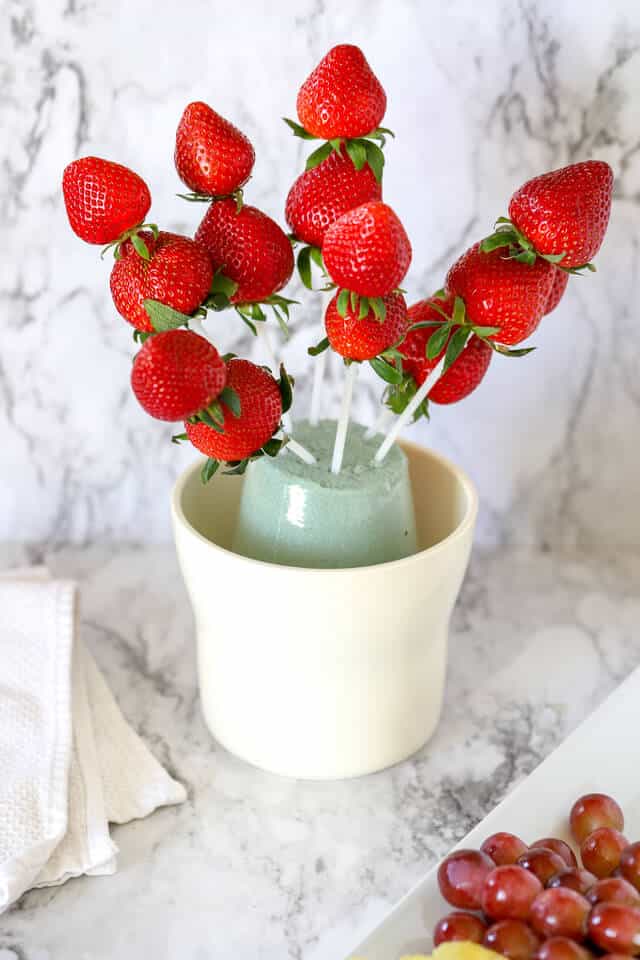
left=0, top=567, right=186, bottom=912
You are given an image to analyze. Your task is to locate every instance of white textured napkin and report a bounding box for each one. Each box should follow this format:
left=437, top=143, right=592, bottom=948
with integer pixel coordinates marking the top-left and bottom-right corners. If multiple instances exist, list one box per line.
left=0, top=567, right=186, bottom=912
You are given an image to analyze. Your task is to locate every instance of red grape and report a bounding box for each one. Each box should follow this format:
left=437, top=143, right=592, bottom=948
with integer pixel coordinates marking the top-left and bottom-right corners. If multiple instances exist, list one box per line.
left=518, top=848, right=568, bottom=886
left=438, top=849, right=494, bottom=909
left=531, top=839, right=578, bottom=868
left=434, top=911, right=487, bottom=945
left=529, top=887, right=590, bottom=940
left=621, top=844, right=640, bottom=893
left=547, top=868, right=597, bottom=895
left=483, top=833, right=529, bottom=867
left=535, top=937, right=592, bottom=960
left=570, top=794, right=624, bottom=845
left=588, top=902, right=640, bottom=954
left=581, top=828, right=628, bottom=878
left=587, top=877, right=640, bottom=907
left=481, top=865, right=544, bottom=920
left=484, top=919, right=540, bottom=960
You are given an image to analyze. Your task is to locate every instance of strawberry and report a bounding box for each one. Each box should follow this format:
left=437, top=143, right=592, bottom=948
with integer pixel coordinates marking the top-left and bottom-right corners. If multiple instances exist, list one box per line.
left=325, top=290, right=408, bottom=361
left=286, top=145, right=381, bottom=249
left=322, top=201, right=412, bottom=298
left=483, top=161, right=613, bottom=270
left=399, top=296, right=492, bottom=404
left=131, top=329, right=226, bottom=421
left=296, top=44, right=386, bottom=140
left=195, top=199, right=294, bottom=304
left=175, top=101, right=255, bottom=197
left=110, top=231, right=213, bottom=333
left=185, top=359, right=283, bottom=465
left=62, top=157, right=151, bottom=244
left=544, top=267, right=569, bottom=316
left=446, top=243, right=554, bottom=345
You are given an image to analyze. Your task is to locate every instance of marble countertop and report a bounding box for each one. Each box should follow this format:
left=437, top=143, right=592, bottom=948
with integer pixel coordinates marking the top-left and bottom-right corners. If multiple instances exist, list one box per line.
left=1, top=543, right=639, bottom=959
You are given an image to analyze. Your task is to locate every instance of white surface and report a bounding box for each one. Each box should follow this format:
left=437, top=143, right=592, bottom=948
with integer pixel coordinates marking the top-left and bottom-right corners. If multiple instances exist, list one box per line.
left=350, top=666, right=640, bottom=959
left=171, top=441, right=477, bottom=778
left=0, top=543, right=639, bottom=957
left=0, top=568, right=185, bottom=914
left=2, top=1, right=640, bottom=546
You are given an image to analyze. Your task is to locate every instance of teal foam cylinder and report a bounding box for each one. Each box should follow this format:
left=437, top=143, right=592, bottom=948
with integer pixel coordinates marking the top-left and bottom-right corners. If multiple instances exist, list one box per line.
left=232, top=420, right=417, bottom=569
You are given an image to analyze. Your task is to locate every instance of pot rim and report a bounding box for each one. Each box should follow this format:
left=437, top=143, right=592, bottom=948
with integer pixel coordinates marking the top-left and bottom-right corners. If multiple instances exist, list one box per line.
left=171, top=438, right=478, bottom=577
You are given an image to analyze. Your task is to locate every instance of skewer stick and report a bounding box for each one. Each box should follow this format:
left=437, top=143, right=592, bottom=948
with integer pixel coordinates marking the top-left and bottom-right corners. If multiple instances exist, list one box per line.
left=373, top=355, right=446, bottom=464
left=285, top=437, right=316, bottom=465
left=331, top=362, right=358, bottom=475
left=309, top=349, right=327, bottom=426
left=365, top=406, right=393, bottom=439
left=189, top=315, right=216, bottom=345
left=309, top=290, right=334, bottom=426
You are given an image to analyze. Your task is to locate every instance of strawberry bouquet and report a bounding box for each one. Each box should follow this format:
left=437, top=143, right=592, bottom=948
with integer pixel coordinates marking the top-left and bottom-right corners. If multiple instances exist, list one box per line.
left=61, top=44, right=613, bottom=564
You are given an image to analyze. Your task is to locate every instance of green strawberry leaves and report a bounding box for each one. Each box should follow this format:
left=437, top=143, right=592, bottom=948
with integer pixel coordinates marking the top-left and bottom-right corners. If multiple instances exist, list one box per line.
left=308, top=336, right=330, bottom=357
left=334, top=290, right=387, bottom=322
left=305, top=141, right=334, bottom=170
left=369, top=355, right=403, bottom=385
left=282, top=118, right=392, bottom=183
left=480, top=216, right=596, bottom=273
left=277, top=363, right=294, bottom=414
left=219, top=386, right=241, bottom=418
left=177, top=187, right=244, bottom=211
left=296, top=244, right=330, bottom=291
left=282, top=117, right=318, bottom=141
left=201, top=458, right=220, bottom=483
left=143, top=299, right=192, bottom=332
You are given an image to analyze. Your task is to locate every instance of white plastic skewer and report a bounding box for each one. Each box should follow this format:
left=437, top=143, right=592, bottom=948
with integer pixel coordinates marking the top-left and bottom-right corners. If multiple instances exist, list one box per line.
left=309, top=348, right=327, bottom=427
left=373, top=355, right=446, bottom=464
left=309, top=290, right=334, bottom=426
left=331, top=362, right=358, bottom=475
left=285, top=436, right=316, bottom=465
left=189, top=315, right=216, bottom=345
left=365, top=406, right=393, bottom=440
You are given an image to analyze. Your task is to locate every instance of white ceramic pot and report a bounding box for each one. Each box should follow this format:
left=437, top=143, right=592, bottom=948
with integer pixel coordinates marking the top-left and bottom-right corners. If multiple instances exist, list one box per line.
left=171, top=440, right=478, bottom=780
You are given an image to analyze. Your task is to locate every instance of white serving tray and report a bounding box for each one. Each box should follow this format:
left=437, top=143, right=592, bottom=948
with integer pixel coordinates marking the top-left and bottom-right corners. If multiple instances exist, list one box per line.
left=347, top=667, right=640, bottom=960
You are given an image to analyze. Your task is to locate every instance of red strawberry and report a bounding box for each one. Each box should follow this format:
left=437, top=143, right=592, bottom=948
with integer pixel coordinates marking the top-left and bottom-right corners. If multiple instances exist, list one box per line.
left=195, top=199, right=294, bottom=304
left=131, top=329, right=226, bottom=421
left=297, top=44, right=386, bottom=140
left=446, top=243, right=554, bottom=345
left=110, top=231, right=213, bottom=332
left=62, top=157, right=151, bottom=244
left=322, top=201, right=412, bottom=298
left=185, top=359, right=282, bottom=462
left=325, top=290, right=408, bottom=361
left=175, top=101, right=255, bottom=197
left=508, top=160, right=613, bottom=268
left=544, top=267, right=569, bottom=316
left=400, top=296, right=492, bottom=404
left=285, top=145, right=382, bottom=249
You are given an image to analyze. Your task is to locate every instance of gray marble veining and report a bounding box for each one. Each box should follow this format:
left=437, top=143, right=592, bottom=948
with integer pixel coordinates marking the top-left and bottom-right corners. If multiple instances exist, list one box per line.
left=1, top=0, right=640, bottom=546
left=0, top=543, right=639, bottom=958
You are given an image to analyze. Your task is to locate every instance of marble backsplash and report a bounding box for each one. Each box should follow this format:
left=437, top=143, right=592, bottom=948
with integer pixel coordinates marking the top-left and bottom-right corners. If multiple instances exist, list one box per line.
left=2, top=0, right=639, bottom=546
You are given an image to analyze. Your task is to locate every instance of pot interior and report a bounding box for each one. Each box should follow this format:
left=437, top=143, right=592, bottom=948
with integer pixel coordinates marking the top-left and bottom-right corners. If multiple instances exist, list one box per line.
left=175, top=440, right=476, bottom=559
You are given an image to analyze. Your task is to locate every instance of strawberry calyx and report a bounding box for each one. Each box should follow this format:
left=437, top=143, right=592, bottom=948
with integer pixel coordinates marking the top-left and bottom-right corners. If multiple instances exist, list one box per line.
left=334, top=288, right=394, bottom=322
left=409, top=291, right=536, bottom=360
left=177, top=188, right=245, bottom=212
left=232, top=294, right=298, bottom=338
left=283, top=118, right=393, bottom=184
left=293, top=242, right=332, bottom=291
left=100, top=222, right=159, bottom=261
left=480, top=217, right=597, bottom=274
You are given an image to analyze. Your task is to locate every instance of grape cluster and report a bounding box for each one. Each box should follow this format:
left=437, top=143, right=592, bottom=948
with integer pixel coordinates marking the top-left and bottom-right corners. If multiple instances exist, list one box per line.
left=435, top=793, right=640, bottom=959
